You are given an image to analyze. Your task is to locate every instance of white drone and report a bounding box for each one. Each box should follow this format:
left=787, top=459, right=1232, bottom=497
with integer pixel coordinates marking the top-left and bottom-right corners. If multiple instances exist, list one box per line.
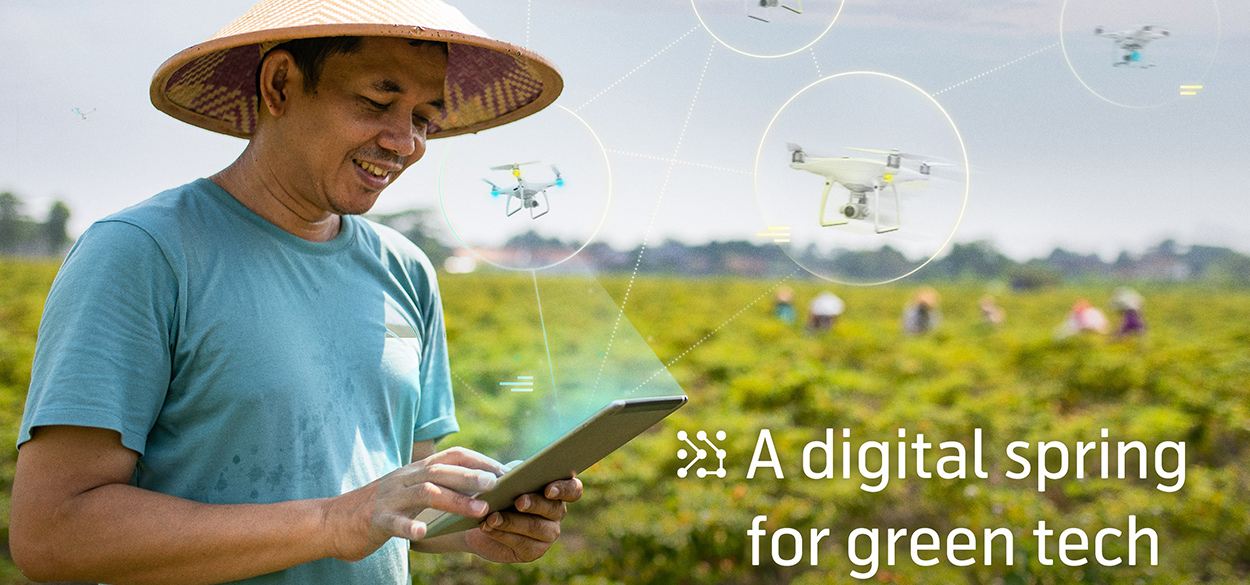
left=1095, top=25, right=1169, bottom=68
left=787, top=144, right=951, bottom=234
left=483, top=162, right=564, bottom=219
left=746, top=0, right=801, bottom=22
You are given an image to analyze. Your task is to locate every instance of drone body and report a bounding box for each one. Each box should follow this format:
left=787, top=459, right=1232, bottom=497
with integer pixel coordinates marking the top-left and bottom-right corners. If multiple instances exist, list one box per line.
left=746, top=0, right=802, bottom=22
left=787, top=144, right=943, bottom=234
left=483, top=162, right=564, bottom=219
left=1095, top=25, right=1169, bottom=67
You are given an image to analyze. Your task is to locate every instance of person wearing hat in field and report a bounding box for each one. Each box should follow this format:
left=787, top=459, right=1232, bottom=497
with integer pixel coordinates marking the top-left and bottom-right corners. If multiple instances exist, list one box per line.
left=10, top=0, right=580, bottom=583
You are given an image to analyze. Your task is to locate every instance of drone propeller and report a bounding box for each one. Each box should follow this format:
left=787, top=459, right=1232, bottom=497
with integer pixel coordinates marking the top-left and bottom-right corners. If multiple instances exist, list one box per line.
left=551, top=165, right=565, bottom=187
left=846, top=147, right=955, bottom=165
left=787, top=142, right=836, bottom=159
left=482, top=178, right=503, bottom=197
left=489, top=161, right=541, bottom=172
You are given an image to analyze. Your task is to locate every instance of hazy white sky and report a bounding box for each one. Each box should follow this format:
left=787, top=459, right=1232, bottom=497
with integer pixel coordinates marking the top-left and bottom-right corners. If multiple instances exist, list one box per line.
left=1, top=0, right=1246, bottom=262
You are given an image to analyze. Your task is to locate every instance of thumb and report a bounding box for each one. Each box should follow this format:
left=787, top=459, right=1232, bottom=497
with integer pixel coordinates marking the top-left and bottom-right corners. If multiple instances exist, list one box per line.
left=378, top=512, right=428, bottom=541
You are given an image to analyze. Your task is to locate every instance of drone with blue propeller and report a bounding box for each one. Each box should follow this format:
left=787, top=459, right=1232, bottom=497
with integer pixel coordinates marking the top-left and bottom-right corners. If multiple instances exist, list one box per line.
left=1095, top=25, right=1169, bottom=68
left=483, top=161, right=565, bottom=219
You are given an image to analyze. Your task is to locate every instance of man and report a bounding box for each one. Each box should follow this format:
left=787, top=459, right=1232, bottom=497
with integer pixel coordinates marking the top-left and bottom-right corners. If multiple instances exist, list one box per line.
left=10, top=1, right=578, bottom=583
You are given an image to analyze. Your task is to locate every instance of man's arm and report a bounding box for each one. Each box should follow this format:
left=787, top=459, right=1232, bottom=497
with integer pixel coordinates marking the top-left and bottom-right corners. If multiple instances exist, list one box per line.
left=408, top=440, right=584, bottom=562
left=11, top=426, right=500, bottom=584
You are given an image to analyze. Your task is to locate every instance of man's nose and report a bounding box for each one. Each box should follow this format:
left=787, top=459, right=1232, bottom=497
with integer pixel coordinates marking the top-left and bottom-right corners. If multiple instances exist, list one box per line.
left=377, top=112, right=421, bottom=158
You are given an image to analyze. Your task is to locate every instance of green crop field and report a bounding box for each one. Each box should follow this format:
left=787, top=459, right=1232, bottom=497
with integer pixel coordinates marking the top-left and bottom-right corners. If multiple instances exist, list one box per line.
left=2, top=259, right=1248, bottom=584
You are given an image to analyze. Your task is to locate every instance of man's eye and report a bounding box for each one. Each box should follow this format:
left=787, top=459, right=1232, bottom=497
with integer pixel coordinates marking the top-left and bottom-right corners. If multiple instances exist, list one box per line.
left=361, top=97, right=387, bottom=111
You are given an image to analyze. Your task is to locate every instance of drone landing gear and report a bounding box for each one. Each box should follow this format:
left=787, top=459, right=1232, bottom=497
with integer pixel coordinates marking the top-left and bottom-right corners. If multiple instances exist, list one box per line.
left=746, top=0, right=801, bottom=22
left=817, top=180, right=848, bottom=227
left=871, top=183, right=901, bottom=234
left=506, top=190, right=550, bottom=219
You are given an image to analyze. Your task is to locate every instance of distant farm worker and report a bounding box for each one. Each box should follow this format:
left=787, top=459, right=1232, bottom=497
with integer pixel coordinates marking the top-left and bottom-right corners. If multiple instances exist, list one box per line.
left=807, top=291, right=845, bottom=331
left=1112, top=287, right=1147, bottom=338
left=774, top=285, right=797, bottom=324
left=1055, top=299, right=1111, bottom=339
left=902, top=287, right=942, bottom=335
left=979, top=294, right=1006, bottom=328
left=10, top=1, right=581, bottom=583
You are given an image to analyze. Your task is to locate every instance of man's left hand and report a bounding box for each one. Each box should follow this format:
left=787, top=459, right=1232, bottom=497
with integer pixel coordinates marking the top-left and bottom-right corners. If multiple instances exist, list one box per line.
left=464, top=477, right=583, bottom=563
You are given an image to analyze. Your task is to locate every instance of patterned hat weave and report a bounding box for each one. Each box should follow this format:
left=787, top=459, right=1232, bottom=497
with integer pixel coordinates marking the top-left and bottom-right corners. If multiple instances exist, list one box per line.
left=151, top=0, right=562, bottom=139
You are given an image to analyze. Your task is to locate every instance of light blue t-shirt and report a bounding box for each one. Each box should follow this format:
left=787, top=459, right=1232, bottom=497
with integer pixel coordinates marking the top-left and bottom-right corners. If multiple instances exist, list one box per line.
left=19, top=178, right=459, bottom=584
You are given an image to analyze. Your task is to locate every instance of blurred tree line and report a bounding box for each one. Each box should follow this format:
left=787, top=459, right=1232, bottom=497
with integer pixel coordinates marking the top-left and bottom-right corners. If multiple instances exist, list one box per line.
left=0, top=192, right=71, bottom=257
left=8, top=194, right=1250, bottom=288
left=392, top=215, right=1250, bottom=287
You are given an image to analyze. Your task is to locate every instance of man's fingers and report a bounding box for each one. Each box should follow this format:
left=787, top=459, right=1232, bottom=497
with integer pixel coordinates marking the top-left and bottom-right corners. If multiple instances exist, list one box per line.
left=513, top=493, right=568, bottom=522
left=423, top=447, right=508, bottom=476
left=477, top=525, right=551, bottom=563
left=398, top=462, right=498, bottom=494
left=480, top=510, right=561, bottom=545
left=376, top=480, right=489, bottom=521
left=544, top=477, right=583, bottom=502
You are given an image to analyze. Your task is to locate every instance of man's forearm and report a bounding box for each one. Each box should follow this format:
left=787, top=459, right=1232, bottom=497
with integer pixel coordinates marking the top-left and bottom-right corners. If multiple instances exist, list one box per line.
left=12, top=426, right=367, bottom=585
left=15, top=481, right=340, bottom=585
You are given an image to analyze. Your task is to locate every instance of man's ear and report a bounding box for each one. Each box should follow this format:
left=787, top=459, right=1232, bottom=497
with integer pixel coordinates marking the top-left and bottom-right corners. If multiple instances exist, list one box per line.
left=257, top=50, right=301, bottom=117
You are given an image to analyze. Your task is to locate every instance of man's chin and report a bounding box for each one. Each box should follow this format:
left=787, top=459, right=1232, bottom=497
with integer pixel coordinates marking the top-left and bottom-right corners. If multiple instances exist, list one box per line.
left=329, top=192, right=383, bottom=216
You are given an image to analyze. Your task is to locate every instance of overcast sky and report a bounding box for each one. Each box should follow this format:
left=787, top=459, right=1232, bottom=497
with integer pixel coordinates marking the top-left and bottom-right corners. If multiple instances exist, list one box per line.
left=1, top=0, right=1247, bottom=263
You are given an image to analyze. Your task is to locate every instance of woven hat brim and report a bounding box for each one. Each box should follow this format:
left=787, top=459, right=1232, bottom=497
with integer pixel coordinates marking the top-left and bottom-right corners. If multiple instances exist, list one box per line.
left=150, top=23, right=562, bottom=140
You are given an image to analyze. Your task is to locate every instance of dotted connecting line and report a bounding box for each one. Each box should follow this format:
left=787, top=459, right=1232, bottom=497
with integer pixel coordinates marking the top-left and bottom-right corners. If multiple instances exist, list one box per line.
left=451, top=370, right=503, bottom=416
left=932, top=42, right=1059, bottom=96
left=809, top=47, right=823, bottom=78
left=631, top=268, right=802, bottom=392
left=591, top=41, right=717, bottom=396
left=576, top=25, right=701, bottom=112
left=605, top=149, right=751, bottom=176
left=524, top=0, right=533, bottom=46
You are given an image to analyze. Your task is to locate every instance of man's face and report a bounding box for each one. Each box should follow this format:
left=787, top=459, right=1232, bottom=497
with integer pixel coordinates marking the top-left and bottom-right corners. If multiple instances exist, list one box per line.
left=273, top=37, right=447, bottom=216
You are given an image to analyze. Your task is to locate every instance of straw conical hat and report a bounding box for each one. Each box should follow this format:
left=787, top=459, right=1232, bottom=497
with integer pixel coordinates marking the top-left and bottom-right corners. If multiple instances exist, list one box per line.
left=150, top=0, right=562, bottom=140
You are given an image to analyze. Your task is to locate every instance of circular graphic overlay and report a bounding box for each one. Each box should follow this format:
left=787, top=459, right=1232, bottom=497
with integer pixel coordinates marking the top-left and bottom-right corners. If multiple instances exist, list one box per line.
left=754, top=72, right=969, bottom=286
left=690, top=0, right=844, bottom=59
left=1060, top=0, right=1220, bottom=109
left=439, top=105, right=611, bottom=271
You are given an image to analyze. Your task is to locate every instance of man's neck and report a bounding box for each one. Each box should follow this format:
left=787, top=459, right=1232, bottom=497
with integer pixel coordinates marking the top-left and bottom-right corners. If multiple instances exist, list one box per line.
left=210, top=146, right=342, bottom=243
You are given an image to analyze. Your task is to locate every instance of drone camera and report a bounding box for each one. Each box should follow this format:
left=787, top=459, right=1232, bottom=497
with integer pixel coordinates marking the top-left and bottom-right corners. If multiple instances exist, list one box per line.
left=842, top=203, right=870, bottom=220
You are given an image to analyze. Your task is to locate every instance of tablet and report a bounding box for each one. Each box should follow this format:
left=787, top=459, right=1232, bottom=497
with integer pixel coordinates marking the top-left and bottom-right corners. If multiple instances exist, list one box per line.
left=415, top=394, right=688, bottom=538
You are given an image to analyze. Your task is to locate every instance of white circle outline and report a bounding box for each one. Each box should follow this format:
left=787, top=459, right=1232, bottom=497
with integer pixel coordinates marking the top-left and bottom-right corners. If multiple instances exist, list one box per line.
left=753, top=72, right=971, bottom=286
left=1058, top=0, right=1222, bottom=109
left=690, top=0, right=845, bottom=59
left=438, top=104, right=613, bottom=272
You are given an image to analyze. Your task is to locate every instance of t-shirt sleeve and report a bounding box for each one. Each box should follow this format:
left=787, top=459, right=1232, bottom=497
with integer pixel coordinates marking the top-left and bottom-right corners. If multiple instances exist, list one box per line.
left=18, top=220, right=177, bottom=454
left=412, top=259, right=458, bottom=444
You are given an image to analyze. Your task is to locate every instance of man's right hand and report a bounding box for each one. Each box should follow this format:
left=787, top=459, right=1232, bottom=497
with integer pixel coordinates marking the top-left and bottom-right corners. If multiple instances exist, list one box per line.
left=323, top=446, right=506, bottom=561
